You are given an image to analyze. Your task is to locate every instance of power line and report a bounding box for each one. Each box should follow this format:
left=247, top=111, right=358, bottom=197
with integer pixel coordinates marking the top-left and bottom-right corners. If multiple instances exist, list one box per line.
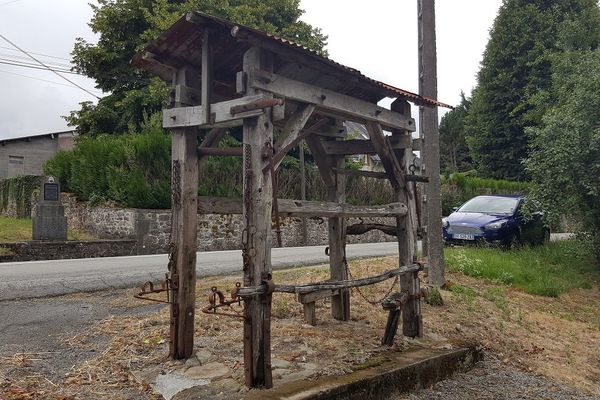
left=0, top=52, right=73, bottom=68
left=0, top=45, right=71, bottom=62
left=0, top=59, right=80, bottom=74
left=0, top=33, right=100, bottom=99
left=0, top=68, right=101, bottom=94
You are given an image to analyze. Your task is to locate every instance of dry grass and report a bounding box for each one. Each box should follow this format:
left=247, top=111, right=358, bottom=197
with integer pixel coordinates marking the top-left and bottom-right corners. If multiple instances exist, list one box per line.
left=1, top=256, right=599, bottom=399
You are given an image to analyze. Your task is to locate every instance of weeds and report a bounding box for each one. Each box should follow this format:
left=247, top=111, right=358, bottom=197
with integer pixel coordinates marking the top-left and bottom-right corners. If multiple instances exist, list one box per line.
left=445, top=240, right=598, bottom=297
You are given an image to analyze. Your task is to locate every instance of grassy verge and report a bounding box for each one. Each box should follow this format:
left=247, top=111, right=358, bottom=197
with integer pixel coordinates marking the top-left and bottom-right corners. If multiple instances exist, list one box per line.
left=445, top=240, right=599, bottom=297
left=0, top=216, right=95, bottom=242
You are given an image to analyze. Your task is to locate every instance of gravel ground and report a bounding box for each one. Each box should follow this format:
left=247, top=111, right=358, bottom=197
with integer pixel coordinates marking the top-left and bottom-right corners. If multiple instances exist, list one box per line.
left=396, top=358, right=599, bottom=400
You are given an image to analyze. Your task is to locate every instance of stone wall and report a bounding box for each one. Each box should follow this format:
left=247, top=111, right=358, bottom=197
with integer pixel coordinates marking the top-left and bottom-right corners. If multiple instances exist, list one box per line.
left=59, top=194, right=397, bottom=254
left=0, top=239, right=137, bottom=262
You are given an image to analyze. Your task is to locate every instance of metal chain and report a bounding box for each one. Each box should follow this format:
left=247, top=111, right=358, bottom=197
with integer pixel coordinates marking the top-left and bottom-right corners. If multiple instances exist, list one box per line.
left=344, top=257, right=398, bottom=306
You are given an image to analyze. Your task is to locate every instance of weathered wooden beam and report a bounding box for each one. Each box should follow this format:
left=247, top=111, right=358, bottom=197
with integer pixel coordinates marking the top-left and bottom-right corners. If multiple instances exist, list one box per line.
left=323, top=135, right=411, bottom=155
left=327, top=154, right=349, bottom=322
left=242, top=46, right=273, bottom=389
left=163, top=94, right=270, bottom=129
left=197, top=147, right=242, bottom=157
left=367, top=122, right=406, bottom=190
left=273, top=103, right=315, bottom=168
left=346, top=223, right=398, bottom=236
left=270, top=118, right=329, bottom=171
left=198, top=196, right=408, bottom=218
left=201, top=28, right=212, bottom=124
left=247, top=70, right=416, bottom=132
left=391, top=99, right=422, bottom=339
left=305, top=135, right=336, bottom=187
left=169, top=67, right=200, bottom=360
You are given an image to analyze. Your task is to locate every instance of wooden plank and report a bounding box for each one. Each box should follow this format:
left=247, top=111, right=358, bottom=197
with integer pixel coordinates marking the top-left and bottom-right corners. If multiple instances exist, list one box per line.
left=323, top=135, right=411, bottom=155
left=367, top=122, right=406, bottom=190
left=328, top=154, right=350, bottom=321
left=201, top=28, right=212, bottom=124
left=303, top=303, right=316, bottom=326
left=305, top=135, right=335, bottom=187
left=247, top=70, right=416, bottom=132
left=163, top=95, right=267, bottom=129
left=298, top=288, right=339, bottom=304
left=197, top=196, right=408, bottom=218
left=170, top=67, right=200, bottom=360
left=242, top=46, right=273, bottom=389
left=273, top=103, right=315, bottom=169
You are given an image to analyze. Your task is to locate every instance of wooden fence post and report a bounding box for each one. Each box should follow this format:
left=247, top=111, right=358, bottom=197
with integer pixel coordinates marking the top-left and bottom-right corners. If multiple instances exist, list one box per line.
left=242, top=46, right=274, bottom=388
left=170, top=66, right=200, bottom=359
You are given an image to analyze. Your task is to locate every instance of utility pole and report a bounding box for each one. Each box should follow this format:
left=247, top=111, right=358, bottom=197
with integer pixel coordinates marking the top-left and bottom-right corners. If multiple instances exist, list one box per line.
left=418, top=0, right=445, bottom=287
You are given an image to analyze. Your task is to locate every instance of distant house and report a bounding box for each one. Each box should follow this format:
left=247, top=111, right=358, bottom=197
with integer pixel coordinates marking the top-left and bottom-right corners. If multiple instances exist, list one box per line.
left=0, top=130, right=76, bottom=179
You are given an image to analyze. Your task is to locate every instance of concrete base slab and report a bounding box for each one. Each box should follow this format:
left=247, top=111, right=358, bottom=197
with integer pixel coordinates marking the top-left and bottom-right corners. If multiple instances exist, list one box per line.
left=246, top=346, right=483, bottom=400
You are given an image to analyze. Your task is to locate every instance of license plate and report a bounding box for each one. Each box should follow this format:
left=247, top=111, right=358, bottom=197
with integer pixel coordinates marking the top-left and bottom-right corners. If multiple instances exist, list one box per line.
left=453, top=233, right=475, bottom=240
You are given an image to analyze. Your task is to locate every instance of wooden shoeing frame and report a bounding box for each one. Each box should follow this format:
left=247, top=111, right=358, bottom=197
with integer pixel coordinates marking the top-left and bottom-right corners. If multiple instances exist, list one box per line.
left=132, top=12, right=448, bottom=389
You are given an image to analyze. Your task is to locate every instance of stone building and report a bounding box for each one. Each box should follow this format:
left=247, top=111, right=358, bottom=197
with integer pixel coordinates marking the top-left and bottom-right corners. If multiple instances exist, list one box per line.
left=0, top=130, right=76, bottom=178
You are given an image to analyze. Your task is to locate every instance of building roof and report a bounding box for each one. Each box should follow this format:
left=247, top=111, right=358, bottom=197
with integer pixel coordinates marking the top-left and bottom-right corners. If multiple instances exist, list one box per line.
left=132, top=12, right=452, bottom=109
left=0, top=130, right=75, bottom=145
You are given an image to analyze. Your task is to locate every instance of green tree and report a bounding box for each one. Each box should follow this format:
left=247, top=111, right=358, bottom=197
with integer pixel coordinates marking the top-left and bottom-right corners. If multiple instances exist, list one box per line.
left=68, top=0, right=327, bottom=136
left=439, top=92, right=472, bottom=173
left=465, top=0, right=599, bottom=180
left=525, top=6, right=600, bottom=260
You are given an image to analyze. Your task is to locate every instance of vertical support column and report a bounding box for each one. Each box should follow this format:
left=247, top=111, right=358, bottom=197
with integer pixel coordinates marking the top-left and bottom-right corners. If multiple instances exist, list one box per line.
left=391, top=99, right=423, bottom=338
left=328, top=155, right=349, bottom=321
left=242, top=46, right=274, bottom=388
left=418, top=0, right=445, bottom=287
left=169, top=67, right=200, bottom=359
left=299, top=140, right=308, bottom=245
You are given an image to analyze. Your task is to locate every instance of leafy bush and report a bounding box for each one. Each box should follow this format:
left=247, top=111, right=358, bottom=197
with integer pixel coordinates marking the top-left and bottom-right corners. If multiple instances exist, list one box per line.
left=44, top=115, right=171, bottom=209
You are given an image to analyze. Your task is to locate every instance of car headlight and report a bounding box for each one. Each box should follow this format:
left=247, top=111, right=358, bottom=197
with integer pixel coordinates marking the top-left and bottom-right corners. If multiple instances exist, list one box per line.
left=485, top=219, right=508, bottom=230
left=442, top=218, right=449, bottom=229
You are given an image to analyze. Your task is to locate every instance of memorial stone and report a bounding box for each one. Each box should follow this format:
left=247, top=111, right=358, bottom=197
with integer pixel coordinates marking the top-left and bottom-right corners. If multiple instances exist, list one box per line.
left=32, top=176, right=68, bottom=240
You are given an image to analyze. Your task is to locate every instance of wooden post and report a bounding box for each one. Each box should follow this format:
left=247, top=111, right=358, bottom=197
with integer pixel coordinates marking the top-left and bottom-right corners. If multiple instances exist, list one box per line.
left=418, top=0, right=445, bottom=287
left=299, top=140, right=308, bottom=245
left=242, top=46, right=274, bottom=388
left=328, top=150, right=349, bottom=321
left=391, top=99, right=423, bottom=338
left=169, top=67, right=200, bottom=359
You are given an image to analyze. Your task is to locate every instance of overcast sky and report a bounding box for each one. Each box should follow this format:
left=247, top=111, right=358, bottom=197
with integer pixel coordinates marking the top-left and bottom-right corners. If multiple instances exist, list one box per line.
left=0, top=0, right=502, bottom=140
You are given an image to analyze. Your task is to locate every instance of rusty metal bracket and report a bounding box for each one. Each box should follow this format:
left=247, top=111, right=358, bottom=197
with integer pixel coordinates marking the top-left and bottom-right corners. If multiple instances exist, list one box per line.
left=202, top=284, right=244, bottom=319
left=134, top=274, right=173, bottom=304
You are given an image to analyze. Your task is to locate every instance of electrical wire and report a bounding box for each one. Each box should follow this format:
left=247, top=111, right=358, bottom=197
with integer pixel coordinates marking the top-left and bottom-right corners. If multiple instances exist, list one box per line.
left=0, top=59, right=79, bottom=75
left=0, top=33, right=100, bottom=99
left=0, top=52, right=73, bottom=69
left=0, top=67, right=102, bottom=94
left=0, top=45, right=71, bottom=62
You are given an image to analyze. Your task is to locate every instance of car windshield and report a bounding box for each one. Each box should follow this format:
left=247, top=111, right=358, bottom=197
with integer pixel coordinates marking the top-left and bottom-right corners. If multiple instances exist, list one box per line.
left=458, top=196, right=519, bottom=215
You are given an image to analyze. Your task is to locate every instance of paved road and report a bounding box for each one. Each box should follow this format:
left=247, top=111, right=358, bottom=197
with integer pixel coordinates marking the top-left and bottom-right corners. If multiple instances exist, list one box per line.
left=0, top=242, right=402, bottom=301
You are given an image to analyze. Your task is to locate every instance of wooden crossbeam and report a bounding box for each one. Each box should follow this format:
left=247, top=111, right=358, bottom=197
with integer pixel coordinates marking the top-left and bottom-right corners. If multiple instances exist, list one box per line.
left=163, top=94, right=270, bottom=129
left=333, top=168, right=429, bottom=182
left=198, top=196, right=408, bottom=218
left=247, top=70, right=416, bottom=132
left=322, top=135, right=411, bottom=155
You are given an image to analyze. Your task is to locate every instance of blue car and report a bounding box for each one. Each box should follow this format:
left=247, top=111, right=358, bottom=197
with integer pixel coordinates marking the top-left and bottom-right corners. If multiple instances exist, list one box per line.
left=442, top=195, right=549, bottom=247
